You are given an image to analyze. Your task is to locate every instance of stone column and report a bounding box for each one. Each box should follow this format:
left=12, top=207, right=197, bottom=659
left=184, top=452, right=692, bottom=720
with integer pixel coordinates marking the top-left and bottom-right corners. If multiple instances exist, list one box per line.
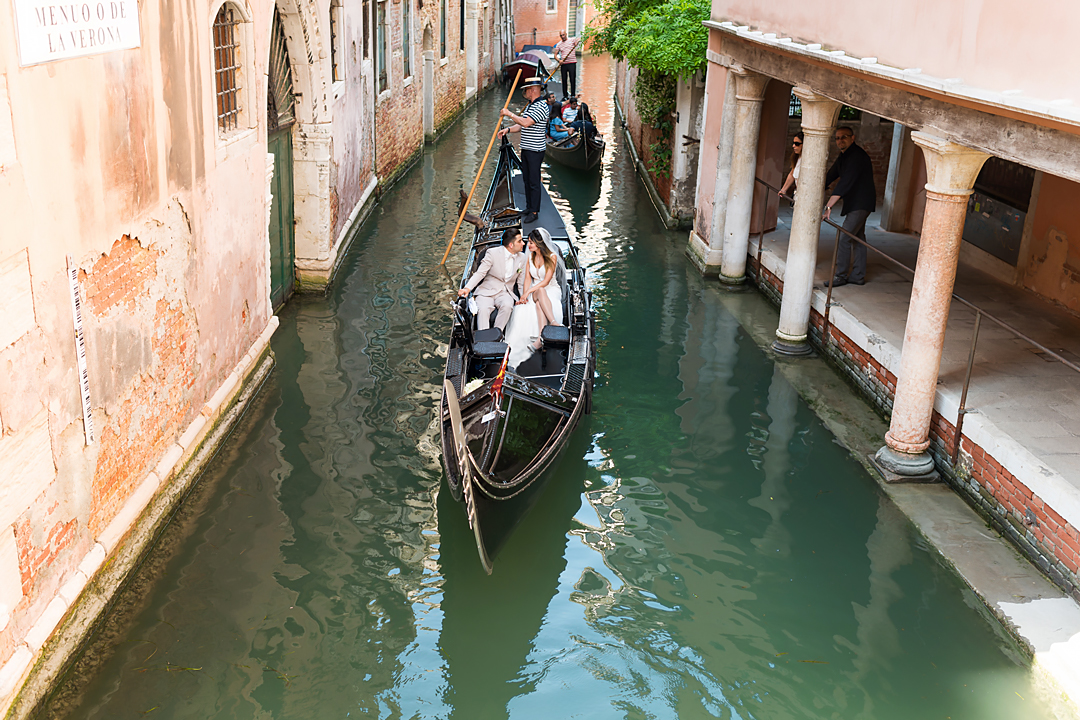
left=772, top=89, right=840, bottom=355
left=719, top=67, right=770, bottom=285
left=875, top=133, right=990, bottom=477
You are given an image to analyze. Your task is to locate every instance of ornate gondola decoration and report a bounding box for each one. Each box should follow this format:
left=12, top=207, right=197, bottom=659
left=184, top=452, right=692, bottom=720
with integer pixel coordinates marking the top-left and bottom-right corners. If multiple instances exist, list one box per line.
left=440, top=140, right=596, bottom=573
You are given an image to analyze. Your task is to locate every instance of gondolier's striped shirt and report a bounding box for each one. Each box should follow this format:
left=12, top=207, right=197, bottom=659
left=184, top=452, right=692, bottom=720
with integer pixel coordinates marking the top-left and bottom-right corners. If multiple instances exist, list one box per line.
left=520, top=100, right=549, bottom=153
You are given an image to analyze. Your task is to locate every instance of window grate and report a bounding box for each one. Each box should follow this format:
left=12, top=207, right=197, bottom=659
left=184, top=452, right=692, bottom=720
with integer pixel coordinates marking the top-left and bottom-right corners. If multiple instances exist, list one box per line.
left=213, top=6, right=242, bottom=133
left=402, top=0, right=410, bottom=79
left=788, top=94, right=801, bottom=118
left=330, top=1, right=342, bottom=82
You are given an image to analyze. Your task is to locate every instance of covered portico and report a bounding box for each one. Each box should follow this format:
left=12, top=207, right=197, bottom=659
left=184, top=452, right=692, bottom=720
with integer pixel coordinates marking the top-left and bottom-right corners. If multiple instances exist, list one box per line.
left=688, top=17, right=1080, bottom=604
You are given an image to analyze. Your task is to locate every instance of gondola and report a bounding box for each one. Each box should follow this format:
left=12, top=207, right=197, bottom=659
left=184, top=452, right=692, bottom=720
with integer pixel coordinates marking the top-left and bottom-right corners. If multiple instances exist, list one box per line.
left=440, top=138, right=595, bottom=574
left=500, top=46, right=559, bottom=86
left=546, top=131, right=605, bottom=171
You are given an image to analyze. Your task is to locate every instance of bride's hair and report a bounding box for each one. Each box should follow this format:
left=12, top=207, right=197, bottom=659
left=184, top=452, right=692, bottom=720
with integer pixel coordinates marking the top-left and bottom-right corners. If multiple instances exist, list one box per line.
left=528, top=229, right=556, bottom=275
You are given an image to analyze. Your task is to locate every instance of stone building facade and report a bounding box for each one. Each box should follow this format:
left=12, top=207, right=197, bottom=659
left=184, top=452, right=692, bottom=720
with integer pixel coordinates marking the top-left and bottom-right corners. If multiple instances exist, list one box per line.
left=689, top=0, right=1080, bottom=702
left=373, top=0, right=504, bottom=181
left=0, top=0, right=493, bottom=712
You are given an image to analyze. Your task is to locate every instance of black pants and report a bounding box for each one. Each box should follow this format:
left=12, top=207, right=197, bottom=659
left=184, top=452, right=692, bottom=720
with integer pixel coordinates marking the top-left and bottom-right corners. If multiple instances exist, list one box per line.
left=521, top=149, right=545, bottom=215
left=835, top=209, right=870, bottom=283
left=560, top=63, right=577, bottom=98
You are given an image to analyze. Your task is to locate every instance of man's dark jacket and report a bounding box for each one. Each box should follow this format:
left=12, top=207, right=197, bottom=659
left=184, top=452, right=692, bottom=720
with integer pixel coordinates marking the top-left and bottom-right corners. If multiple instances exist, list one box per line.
left=825, top=143, right=876, bottom=215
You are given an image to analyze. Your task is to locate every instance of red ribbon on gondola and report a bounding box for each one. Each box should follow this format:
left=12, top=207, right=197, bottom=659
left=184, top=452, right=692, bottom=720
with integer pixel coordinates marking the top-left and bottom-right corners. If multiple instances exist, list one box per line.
left=490, top=347, right=511, bottom=403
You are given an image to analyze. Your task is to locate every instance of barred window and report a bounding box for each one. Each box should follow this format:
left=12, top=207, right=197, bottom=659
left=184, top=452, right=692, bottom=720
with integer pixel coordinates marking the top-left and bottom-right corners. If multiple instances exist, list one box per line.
left=330, top=0, right=344, bottom=82
left=377, top=0, right=387, bottom=92
left=213, top=5, right=242, bottom=133
left=362, top=0, right=370, bottom=58
left=440, top=0, right=446, bottom=58
left=402, top=0, right=411, bottom=79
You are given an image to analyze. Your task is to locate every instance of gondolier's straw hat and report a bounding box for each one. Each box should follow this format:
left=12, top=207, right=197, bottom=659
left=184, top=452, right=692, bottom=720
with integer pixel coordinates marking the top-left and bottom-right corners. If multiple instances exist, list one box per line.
left=521, top=76, right=546, bottom=91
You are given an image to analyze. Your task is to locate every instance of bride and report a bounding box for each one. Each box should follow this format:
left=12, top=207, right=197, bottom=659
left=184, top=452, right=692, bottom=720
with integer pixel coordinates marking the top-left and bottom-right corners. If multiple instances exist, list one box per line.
left=505, top=228, right=564, bottom=369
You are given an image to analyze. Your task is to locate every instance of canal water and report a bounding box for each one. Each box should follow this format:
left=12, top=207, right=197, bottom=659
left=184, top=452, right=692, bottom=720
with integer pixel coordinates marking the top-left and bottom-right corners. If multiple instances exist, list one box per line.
left=51, top=56, right=1055, bottom=720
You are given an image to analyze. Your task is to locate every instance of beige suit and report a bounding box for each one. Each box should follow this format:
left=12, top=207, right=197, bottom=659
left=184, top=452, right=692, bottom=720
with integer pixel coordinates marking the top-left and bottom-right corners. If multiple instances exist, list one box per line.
left=464, top=245, right=526, bottom=330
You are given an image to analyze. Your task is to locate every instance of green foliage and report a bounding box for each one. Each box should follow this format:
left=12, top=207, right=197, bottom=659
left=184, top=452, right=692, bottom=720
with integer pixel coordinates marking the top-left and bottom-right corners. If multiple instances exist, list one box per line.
left=632, top=70, right=676, bottom=127
left=648, top=138, right=673, bottom=178
left=585, top=0, right=708, bottom=79
left=633, top=70, right=675, bottom=177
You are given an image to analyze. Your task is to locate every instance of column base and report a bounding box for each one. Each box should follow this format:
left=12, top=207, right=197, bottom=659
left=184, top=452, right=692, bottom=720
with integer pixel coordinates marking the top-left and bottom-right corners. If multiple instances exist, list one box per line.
left=872, top=446, right=940, bottom=484
left=685, top=232, right=721, bottom=277
left=717, top=272, right=746, bottom=288
left=771, top=337, right=814, bottom=357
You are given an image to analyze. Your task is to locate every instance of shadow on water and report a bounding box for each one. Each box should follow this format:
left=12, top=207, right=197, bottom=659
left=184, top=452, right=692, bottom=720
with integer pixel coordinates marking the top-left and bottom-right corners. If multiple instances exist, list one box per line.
left=436, top=426, right=589, bottom=720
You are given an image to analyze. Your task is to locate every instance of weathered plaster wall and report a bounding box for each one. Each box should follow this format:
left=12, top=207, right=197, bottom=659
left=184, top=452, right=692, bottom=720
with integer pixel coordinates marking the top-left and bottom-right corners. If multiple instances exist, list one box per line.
left=0, top=0, right=279, bottom=706
left=710, top=0, right=1080, bottom=105
left=1025, top=173, right=1080, bottom=315
left=330, top=0, right=379, bottom=247
left=693, top=55, right=727, bottom=244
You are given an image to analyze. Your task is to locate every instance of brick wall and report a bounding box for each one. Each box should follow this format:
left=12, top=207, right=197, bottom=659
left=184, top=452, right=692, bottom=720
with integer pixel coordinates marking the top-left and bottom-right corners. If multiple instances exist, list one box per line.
left=616, top=62, right=675, bottom=207
left=750, top=254, right=1080, bottom=601
left=514, top=0, right=565, bottom=50
left=375, top=0, right=497, bottom=184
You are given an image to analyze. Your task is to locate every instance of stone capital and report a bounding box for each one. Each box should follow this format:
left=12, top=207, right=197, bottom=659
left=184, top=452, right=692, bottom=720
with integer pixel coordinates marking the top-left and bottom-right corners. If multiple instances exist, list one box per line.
left=792, top=87, right=841, bottom=133
left=730, top=65, right=770, bottom=102
left=911, top=131, right=991, bottom=196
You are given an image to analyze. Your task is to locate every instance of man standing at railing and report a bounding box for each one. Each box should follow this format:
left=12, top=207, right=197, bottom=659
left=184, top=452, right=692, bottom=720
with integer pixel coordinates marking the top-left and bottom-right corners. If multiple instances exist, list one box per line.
left=554, top=31, right=579, bottom=100
left=822, top=127, right=876, bottom=286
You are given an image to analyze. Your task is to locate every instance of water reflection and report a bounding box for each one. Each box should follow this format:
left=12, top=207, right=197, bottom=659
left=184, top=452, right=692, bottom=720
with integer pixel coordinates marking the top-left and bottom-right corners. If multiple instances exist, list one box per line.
left=52, top=54, right=1053, bottom=720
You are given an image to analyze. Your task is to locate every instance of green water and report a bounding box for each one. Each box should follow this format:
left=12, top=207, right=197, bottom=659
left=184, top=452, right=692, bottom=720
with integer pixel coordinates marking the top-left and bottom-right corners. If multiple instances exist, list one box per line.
left=51, top=60, right=1054, bottom=720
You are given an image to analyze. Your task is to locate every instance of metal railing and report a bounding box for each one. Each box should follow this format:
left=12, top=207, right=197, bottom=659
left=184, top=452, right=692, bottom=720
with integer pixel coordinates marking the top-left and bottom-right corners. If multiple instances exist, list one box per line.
left=751, top=176, right=1080, bottom=465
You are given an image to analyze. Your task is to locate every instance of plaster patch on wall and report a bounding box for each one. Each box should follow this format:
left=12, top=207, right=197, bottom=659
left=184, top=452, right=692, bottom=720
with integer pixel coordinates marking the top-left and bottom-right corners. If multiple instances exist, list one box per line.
left=0, top=527, right=24, bottom=632
left=0, top=411, right=57, bottom=529
left=0, top=249, right=36, bottom=350
left=0, top=74, right=16, bottom=170
left=1025, top=227, right=1080, bottom=314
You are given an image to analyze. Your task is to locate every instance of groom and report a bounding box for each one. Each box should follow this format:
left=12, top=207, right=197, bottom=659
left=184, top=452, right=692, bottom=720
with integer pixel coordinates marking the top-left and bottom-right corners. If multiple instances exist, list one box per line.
left=457, top=229, right=526, bottom=331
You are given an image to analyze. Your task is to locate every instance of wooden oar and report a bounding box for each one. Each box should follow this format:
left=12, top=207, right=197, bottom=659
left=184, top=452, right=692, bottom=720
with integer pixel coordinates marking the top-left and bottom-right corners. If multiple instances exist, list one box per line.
left=439, top=68, right=523, bottom=266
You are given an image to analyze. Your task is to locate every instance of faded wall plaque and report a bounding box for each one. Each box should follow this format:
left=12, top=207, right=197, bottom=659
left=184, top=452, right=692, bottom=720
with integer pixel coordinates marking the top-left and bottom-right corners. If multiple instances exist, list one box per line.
left=13, top=0, right=141, bottom=66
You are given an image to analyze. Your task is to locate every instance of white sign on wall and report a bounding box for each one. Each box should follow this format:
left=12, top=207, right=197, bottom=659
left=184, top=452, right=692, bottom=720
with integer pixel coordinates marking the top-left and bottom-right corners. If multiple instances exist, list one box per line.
left=13, top=0, right=141, bottom=66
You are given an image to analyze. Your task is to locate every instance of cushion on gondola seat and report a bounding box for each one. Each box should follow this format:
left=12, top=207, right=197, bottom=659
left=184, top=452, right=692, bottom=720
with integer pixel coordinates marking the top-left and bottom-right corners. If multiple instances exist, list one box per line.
left=474, top=327, right=504, bottom=343
left=472, top=341, right=509, bottom=358
left=541, top=325, right=570, bottom=347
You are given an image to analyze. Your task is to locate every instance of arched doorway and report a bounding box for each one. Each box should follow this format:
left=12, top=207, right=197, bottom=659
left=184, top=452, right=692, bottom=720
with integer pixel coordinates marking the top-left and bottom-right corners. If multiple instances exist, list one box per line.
left=267, top=7, right=296, bottom=309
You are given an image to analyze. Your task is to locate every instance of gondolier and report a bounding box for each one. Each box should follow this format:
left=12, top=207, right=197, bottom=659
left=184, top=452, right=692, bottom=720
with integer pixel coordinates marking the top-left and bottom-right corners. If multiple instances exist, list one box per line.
left=498, top=76, right=548, bottom=223
left=553, top=31, right=579, bottom=99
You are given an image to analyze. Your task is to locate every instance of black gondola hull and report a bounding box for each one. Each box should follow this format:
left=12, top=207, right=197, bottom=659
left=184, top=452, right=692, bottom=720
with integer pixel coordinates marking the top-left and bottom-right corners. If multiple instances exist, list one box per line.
left=546, top=134, right=605, bottom=171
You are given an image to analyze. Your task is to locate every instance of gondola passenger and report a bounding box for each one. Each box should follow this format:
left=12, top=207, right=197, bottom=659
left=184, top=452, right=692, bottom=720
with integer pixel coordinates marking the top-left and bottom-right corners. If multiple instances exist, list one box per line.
left=548, top=105, right=572, bottom=141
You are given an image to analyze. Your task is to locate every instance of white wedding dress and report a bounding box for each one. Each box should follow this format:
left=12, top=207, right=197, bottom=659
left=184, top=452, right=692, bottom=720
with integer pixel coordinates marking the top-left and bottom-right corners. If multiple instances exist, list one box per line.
left=504, top=257, right=564, bottom=369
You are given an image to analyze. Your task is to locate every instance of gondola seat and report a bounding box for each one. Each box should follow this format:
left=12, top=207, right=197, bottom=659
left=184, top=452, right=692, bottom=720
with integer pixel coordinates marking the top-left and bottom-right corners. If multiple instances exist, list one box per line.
left=472, top=340, right=510, bottom=359
left=541, top=325, right=570, bottom=348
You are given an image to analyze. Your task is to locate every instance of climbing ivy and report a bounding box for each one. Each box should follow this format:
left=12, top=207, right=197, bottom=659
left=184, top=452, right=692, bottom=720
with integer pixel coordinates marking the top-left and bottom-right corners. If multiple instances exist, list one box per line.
left=634, top=70, right=676, bottom=177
